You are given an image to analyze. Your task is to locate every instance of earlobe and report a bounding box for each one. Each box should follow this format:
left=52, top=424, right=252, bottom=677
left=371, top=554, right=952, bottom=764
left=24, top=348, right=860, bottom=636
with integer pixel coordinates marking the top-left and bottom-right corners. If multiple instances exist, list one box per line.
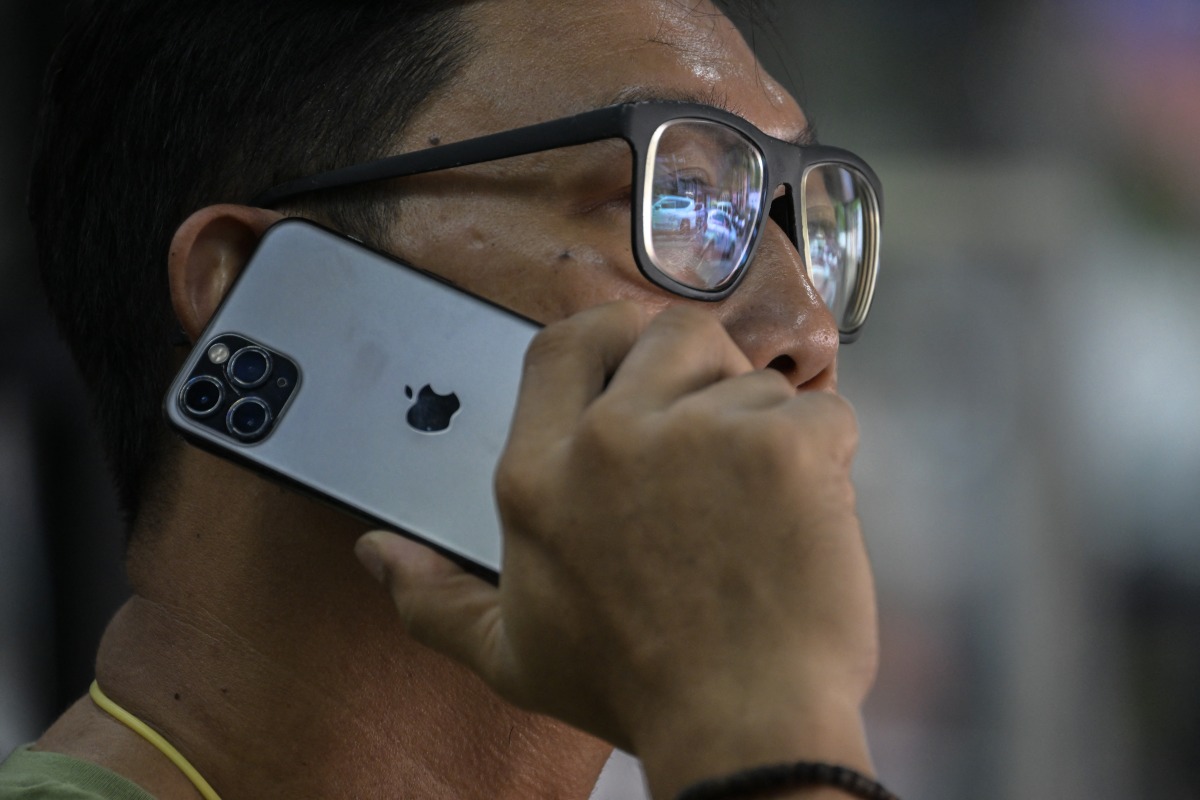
left=168, top=205, right=285, bottom=342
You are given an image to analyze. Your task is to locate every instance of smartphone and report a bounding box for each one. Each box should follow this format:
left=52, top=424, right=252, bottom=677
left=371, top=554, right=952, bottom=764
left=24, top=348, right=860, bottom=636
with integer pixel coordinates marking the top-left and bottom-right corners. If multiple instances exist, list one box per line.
left=164, top=218, right=540, bottom=580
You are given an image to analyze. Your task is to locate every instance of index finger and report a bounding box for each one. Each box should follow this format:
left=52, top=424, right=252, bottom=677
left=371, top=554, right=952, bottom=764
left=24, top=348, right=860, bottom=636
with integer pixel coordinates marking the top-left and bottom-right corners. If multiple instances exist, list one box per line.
left=603, top=305, right=755, bottom=412
left=505, top=302, right=652, bottom=452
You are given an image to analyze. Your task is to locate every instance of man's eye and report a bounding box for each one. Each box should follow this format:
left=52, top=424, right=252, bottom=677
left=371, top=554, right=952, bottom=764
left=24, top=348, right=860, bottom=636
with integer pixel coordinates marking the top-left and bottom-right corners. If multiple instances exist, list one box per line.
left=654, top=167, right=715, bottom=193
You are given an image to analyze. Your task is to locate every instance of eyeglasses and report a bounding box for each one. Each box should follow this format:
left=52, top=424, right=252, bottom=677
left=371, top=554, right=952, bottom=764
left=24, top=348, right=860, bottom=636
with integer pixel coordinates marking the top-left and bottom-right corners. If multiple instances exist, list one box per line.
left=253, top=101, right=883, bottom=342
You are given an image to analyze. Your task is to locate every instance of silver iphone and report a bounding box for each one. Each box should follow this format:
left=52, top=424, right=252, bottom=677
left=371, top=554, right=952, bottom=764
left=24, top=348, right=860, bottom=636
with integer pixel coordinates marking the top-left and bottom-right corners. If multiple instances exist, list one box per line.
left=164, top=218, right=540, bottom=579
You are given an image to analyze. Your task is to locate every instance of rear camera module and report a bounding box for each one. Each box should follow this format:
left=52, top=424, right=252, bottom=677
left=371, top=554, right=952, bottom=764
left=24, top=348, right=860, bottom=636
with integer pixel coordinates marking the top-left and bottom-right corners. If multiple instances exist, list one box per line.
left=227, top=397, right=272, bottom=441
left=227, top=346, right=272, bottom=389
left=181, top=376, right=224, bottom=418
left=179, top=335, right=297, bottom=445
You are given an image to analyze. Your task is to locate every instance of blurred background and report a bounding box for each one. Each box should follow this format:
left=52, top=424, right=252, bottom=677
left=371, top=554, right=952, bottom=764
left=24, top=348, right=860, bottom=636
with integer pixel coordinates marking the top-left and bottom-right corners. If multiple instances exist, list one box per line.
left=2, top=1, right=1198, bottom=799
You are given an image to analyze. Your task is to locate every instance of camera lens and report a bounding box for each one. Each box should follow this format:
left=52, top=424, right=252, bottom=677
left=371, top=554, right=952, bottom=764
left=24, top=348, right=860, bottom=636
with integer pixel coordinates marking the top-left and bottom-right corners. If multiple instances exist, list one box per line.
left=181, top=376, right=224, bottom=418
left=227, top=346, right=272, bottom=389
left=226, top=397, right=272, bottom=441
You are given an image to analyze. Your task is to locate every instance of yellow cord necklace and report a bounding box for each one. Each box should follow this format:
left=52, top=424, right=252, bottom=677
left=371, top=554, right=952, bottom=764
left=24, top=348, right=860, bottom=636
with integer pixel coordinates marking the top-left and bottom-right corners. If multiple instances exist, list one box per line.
left=89, top=681, right=223, bottom=800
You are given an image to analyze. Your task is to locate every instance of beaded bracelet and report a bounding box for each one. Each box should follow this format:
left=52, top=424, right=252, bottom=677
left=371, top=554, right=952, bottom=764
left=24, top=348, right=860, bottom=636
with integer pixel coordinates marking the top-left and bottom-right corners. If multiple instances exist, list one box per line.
left=675, top=761, right=901, bottom=800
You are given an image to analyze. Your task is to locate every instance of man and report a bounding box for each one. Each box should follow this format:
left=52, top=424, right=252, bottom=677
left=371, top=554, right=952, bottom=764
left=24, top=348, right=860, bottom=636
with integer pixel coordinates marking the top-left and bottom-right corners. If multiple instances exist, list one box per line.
left=7, top=0, right=884, bottom=798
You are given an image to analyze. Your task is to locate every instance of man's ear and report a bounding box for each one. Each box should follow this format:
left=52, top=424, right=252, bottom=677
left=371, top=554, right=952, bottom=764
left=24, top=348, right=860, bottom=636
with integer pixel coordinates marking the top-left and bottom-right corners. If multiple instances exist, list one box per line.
left=168, top=204, right=285, bottom=342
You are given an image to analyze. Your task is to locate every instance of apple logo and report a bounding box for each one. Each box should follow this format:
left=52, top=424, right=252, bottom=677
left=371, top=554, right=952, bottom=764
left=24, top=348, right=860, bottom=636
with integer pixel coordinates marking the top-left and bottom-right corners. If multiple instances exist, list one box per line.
left=404, top=384, right=461, bottom=433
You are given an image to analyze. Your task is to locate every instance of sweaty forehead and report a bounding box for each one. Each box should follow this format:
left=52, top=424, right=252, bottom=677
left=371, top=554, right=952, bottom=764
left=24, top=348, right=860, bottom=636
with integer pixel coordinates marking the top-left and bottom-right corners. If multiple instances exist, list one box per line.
left=407, top=0, right=806, bottom=144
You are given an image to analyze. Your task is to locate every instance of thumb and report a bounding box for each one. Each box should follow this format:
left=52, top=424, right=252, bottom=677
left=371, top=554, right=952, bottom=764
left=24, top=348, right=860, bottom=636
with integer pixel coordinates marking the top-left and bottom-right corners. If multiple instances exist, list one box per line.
left=354, top=531, right=511, bottom=686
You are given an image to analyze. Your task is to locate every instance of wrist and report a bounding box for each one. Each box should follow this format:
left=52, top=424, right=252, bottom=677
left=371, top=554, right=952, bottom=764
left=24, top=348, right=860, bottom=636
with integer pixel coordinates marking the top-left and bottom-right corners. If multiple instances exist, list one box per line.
left=632, top=682, right=874, bottom=800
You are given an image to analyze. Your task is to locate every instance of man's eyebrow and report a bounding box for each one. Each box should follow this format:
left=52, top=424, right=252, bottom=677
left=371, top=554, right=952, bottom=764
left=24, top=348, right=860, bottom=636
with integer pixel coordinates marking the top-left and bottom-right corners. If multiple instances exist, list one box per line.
left=607, top=85, right=728, bottom=108
left=604, top=86, right=818, bottom=146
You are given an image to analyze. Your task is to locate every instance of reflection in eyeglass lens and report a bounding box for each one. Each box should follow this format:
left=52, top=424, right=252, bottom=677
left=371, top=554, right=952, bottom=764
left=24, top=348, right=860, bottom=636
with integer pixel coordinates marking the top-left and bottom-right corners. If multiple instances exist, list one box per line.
left=646, top=120, right=763, bottom=291
left=804, top=165, right=867, bottom=327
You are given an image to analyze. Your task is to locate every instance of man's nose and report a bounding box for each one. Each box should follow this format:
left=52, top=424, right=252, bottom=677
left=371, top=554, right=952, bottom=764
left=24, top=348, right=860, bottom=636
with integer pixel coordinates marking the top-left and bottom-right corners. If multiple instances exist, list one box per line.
left=717, top=219, right=840, bottom=391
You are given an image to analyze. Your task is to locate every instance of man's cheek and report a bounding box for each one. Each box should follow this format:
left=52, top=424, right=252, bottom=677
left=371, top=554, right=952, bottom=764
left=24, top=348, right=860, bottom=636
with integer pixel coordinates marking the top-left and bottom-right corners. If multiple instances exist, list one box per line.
left=533, top=230, right=681, bottom=321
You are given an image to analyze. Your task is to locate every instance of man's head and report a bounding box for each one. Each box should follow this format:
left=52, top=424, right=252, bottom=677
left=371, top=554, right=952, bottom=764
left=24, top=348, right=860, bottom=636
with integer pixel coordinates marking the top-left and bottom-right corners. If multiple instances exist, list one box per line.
left=30, top=0, right=476, bottom=523
left=31, top=0, right=847, bottom=533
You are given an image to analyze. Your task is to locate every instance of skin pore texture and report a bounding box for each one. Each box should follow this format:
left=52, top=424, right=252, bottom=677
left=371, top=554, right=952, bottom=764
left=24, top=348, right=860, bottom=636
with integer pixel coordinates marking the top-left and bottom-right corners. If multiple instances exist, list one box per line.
left=34, top=1, right=876, bottom=799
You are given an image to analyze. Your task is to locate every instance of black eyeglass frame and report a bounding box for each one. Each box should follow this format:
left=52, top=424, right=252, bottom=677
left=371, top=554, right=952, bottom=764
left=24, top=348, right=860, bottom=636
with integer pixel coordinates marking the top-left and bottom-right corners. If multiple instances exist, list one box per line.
left=253, top=101, right=883, bottom=342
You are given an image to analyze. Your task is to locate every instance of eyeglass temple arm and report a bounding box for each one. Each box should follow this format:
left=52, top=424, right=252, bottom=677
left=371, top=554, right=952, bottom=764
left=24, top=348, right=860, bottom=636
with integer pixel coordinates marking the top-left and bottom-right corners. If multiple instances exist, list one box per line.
left=252, top=105, right=630, bottom=208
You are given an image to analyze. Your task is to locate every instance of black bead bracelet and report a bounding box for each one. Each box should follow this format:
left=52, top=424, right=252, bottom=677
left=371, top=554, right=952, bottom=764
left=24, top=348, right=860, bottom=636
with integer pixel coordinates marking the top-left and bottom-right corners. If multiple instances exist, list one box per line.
left=675, top=761, right=900, bottom=800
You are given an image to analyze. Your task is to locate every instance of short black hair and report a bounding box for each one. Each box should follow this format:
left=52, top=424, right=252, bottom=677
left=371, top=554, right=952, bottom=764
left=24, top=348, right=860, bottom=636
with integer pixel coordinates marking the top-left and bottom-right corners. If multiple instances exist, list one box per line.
left=29, top=0, right=474, bottom=524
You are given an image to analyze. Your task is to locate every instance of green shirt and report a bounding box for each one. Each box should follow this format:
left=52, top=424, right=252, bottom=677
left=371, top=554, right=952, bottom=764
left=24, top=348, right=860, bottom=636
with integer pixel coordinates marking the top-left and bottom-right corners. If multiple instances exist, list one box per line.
left=0, top=746, right=154, bottom=800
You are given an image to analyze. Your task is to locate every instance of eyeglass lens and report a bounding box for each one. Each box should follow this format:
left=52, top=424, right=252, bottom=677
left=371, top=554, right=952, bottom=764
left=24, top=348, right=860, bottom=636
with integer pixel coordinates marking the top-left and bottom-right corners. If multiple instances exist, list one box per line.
left=645, top=120, right=764, bottom=292
left=802, top=164, right=870, bottom=330
left=645, top=119, right=873, bottom=331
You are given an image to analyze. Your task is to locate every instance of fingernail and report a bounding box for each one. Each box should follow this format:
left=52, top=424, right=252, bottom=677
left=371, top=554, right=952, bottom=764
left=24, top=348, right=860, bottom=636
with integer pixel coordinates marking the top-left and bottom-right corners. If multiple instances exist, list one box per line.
left=354, top=532, right=388, bottom=584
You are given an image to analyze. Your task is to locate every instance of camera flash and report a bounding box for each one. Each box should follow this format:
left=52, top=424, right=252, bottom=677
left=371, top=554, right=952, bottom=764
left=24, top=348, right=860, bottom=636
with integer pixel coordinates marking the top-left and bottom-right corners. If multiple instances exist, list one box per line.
left=207, top=343, right=231, bottom=364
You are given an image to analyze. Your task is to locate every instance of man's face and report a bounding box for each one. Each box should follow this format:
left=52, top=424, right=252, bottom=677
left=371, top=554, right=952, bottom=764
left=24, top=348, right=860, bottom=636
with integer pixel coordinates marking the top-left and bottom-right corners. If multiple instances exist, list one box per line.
left=382, top=0, right=839, bottom=390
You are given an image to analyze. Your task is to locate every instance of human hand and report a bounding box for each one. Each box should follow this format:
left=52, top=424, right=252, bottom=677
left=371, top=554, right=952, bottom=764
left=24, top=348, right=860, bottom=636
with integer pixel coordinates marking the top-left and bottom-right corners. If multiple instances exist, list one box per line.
left=355, top=302, right=878, bottom=798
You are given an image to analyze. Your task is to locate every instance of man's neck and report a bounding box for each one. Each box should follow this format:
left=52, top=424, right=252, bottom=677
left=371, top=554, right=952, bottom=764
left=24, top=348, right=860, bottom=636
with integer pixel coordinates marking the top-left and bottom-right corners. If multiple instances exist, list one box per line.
left=39, top=452, right=611, bottom=799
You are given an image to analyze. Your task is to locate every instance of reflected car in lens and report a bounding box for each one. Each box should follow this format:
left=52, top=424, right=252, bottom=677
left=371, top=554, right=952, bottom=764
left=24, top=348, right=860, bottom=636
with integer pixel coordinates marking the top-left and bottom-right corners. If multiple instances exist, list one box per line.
left=703, top=209, right=739, bottom=259
left=710, top=200, right=747, bottom=234
left=651, top=195, right=706, bottom=233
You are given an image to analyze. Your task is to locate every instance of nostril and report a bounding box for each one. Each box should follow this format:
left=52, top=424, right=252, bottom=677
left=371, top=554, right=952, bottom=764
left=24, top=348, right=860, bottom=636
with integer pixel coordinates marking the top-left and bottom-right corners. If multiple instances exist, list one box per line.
left=766, top=354, right=796, bottom=376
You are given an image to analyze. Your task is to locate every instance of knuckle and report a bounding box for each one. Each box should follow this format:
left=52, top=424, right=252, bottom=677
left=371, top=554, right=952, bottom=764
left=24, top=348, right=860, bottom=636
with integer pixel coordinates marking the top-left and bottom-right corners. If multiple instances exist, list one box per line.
left=748, top=368, right=798, bottom=401
left=493, top=452, right=545, bottom=525
left=522, top=301, right=644, bottom=373
left=823, top=396, right=860, bottom=459
left=818, top=391, right=859, bottom=429
left=738, top=401, right=858, bottom=483
left=523, top=322, right=583, bottom=370
left=573, top=402, right=633, bottom=462
left=797, top=392, right=859, bottom=454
